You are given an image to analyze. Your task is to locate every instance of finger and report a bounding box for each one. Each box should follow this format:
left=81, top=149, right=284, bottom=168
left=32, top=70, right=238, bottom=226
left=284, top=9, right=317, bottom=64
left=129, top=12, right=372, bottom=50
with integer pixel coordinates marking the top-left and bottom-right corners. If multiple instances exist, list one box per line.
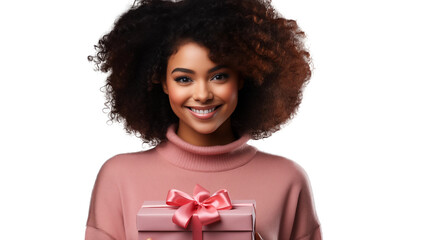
left=254, top=232, right=263, bottom=240
left=254, top=233, right=259, bottom=240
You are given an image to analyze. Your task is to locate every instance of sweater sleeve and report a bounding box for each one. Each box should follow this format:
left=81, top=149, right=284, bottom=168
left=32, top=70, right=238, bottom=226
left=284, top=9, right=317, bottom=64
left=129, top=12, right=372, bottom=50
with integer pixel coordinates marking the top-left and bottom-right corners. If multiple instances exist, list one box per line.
left=85, top=158, right=126, bottom=240
left=279, top=163, right=322, bottom=240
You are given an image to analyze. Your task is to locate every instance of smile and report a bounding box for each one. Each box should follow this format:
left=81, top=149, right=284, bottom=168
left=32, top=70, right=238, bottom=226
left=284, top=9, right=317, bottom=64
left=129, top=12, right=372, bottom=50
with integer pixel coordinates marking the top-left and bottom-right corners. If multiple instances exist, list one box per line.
left=190, top=107, right=216, bottom=114
left=186, top=105, right=221, bottom=120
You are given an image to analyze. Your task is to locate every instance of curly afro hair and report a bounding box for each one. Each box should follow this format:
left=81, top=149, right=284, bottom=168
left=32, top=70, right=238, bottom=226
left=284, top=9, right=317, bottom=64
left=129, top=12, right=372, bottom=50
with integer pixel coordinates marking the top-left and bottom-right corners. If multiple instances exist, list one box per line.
left=89, top=0, right=312, bottom=146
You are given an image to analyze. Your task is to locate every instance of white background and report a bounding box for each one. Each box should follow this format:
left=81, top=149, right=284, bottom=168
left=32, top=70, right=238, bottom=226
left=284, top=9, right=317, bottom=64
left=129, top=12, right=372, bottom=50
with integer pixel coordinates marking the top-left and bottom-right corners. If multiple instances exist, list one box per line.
left=1, top=0, right=428, bottom=239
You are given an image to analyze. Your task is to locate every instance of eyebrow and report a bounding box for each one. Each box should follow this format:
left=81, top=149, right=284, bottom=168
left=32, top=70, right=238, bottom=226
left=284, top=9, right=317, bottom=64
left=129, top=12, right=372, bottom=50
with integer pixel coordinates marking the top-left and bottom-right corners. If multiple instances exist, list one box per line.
left=171, top=65, right=227, bottom=74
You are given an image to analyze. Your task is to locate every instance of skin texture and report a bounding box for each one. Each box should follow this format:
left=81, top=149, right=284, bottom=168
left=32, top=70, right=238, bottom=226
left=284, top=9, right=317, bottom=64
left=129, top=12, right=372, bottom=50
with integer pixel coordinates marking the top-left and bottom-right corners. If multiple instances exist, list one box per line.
left=162, top=42, right=242, bottom=146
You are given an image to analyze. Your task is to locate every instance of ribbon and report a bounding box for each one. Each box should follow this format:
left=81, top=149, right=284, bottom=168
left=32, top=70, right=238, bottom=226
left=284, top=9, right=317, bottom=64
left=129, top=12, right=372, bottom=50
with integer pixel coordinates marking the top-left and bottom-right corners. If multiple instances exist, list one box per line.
left=166, top=184, right=233, bottom=240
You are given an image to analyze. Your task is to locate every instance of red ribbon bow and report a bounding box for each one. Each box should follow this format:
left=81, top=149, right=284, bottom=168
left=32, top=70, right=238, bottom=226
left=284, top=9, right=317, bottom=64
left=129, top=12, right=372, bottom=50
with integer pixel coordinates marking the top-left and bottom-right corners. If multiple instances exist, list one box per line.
left=166, top=184, right=233, bottom=240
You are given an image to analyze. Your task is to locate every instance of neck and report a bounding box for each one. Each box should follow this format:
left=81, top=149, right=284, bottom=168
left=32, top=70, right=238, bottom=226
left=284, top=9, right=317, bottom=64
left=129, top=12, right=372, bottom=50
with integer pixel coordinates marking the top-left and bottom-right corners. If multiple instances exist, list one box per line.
left=176, top=120, right=236, bottom=146
left=156, top=124, right=256, bottom=171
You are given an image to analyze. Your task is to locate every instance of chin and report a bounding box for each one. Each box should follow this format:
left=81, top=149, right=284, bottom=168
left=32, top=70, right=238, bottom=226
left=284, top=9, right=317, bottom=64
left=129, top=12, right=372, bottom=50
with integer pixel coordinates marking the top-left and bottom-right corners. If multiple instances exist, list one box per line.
left=192, top=124, right=220, bottom=135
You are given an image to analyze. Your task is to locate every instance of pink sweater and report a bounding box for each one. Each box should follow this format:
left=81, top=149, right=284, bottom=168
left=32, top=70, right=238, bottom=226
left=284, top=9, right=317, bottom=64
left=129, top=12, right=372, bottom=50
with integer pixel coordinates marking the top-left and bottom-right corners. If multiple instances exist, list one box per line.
left=85, top=125, right=321, bottom=240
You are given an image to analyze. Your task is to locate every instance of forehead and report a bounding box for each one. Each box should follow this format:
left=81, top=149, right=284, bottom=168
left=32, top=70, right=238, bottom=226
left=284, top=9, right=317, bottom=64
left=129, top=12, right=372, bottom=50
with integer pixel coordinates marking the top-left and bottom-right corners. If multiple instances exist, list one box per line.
left=167, top=42, right=215, bottom=69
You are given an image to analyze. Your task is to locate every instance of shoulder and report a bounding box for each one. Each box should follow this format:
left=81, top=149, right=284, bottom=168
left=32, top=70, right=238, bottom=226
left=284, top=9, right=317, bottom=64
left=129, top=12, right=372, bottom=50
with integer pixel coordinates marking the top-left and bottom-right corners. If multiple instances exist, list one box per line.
left=252, top=150, right=311, bottom=186
left=97, top=148, right=158, bottom=177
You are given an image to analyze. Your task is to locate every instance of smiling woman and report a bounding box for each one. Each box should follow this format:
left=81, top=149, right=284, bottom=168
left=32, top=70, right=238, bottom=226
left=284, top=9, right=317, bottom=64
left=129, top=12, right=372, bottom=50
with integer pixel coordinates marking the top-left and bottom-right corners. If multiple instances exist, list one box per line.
left=88, top=0, right=311, bottom=146
left=86, top=0, right=320, bottom=239
left=163, top=41, right=242, bottom=146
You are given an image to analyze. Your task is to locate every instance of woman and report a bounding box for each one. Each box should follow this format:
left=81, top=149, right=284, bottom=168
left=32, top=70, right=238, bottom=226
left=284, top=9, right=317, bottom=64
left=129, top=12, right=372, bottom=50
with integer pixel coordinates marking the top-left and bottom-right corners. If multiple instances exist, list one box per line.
left=86, top=0, right=321, bottom=239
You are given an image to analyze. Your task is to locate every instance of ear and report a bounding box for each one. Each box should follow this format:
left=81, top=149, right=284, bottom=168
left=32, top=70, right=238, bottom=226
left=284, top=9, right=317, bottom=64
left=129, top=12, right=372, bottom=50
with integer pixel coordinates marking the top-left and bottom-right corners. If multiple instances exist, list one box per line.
left=161, top=79, right=169, bottom=95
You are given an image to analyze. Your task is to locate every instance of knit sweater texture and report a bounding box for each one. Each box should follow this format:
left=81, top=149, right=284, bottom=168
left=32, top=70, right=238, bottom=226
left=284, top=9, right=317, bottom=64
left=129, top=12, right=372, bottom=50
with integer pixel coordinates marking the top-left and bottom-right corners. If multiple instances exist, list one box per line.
left=85, top=125, right=321, bottom=240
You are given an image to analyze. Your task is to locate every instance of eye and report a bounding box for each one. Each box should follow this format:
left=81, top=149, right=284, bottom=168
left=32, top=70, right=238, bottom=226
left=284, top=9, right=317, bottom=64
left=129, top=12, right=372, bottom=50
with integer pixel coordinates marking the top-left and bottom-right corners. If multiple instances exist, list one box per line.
left=211, top=73, right=229, bottom=81
left=174, top=76, right=192, bottom=83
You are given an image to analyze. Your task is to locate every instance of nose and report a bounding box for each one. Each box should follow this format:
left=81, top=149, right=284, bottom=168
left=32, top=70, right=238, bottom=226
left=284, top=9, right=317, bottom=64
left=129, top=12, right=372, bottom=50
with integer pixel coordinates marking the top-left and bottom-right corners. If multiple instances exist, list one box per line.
left=192, top=81, right=213, bottom=103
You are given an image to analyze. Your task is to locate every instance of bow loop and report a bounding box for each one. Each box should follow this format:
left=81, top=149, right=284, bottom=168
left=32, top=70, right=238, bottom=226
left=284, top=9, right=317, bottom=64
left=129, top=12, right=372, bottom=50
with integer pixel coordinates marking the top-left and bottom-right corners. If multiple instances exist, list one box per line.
left=166, top=184, right=232, bottom=230
left=166, top=189, right=194, bottom=206
left=202, top=189, right=232, bottom=210
left=193, top=184, right=211, bottom=204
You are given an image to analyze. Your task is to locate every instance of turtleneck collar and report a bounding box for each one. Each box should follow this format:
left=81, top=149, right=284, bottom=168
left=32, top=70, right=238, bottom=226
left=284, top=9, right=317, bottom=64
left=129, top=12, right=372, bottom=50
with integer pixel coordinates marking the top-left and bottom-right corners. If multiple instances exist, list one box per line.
left=155, top=124, right=257, bottom=172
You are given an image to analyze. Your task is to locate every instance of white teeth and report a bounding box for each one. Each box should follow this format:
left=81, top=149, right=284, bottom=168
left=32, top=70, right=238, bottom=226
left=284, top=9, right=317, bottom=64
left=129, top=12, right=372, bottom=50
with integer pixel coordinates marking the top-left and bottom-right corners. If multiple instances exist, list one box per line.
left=190, top=107, right=216, bottom=114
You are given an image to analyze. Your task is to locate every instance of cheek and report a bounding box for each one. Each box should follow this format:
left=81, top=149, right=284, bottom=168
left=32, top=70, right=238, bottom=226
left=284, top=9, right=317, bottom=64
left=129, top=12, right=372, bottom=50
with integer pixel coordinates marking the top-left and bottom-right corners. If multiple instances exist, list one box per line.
left=217, top=83, right=239, bottom=106
left=167, top=87, right=188, bottom=109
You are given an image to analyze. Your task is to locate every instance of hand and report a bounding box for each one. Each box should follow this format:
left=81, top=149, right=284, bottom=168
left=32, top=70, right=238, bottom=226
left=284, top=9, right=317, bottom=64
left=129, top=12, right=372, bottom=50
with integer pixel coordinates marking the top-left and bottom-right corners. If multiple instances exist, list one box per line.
left=255, top=232, right=263, bottom=240
left=254, top=218, right=263, bottom=240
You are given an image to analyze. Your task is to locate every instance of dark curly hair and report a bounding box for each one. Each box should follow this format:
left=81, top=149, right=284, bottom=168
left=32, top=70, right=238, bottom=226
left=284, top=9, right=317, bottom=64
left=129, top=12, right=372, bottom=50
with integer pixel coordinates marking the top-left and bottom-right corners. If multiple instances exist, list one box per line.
left=89, top=0, right=312, bottom=146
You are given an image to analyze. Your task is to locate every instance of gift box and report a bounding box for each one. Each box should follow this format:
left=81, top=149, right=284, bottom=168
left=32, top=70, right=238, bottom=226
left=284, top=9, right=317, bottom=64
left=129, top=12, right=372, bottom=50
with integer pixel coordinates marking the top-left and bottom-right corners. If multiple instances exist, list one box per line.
left=137, top=200, right=255, bottom=240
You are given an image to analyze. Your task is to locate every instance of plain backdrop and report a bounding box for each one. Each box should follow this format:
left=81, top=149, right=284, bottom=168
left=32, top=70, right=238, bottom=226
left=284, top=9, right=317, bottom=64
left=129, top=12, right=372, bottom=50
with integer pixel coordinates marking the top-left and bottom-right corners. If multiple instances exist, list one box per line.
left=1, top=0, right=428, bottom=239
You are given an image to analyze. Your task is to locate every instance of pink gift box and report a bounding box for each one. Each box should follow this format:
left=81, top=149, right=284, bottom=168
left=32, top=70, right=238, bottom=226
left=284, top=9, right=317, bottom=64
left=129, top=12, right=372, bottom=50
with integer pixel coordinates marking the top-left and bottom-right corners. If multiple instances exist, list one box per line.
left=137, top=200, right=255, bottom=240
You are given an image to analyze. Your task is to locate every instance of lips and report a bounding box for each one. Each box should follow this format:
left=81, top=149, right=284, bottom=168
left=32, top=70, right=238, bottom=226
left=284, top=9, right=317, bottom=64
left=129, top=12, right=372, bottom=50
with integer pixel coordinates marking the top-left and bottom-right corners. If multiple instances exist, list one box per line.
left=186, top=105, right=221, bottom=120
